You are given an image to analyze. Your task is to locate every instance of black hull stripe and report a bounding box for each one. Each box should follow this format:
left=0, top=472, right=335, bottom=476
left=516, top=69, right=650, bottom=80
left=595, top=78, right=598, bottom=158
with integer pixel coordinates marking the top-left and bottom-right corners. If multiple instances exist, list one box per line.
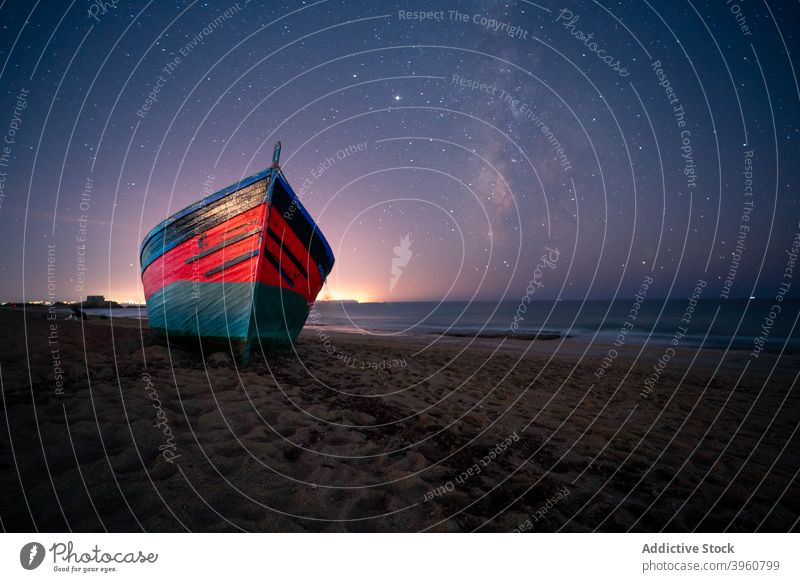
left=262, top=247, right=295, bottom=288
left=185, top=227, right=262, bottom=264
left=266, top=227, right=308, bottom=279
left=203, top=249, right=259, bottom=278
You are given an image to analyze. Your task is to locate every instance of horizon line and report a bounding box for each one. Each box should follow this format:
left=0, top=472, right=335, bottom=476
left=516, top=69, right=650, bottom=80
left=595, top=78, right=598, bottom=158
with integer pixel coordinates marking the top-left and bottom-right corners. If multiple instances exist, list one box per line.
left=3, top=295, right=790, bottom=305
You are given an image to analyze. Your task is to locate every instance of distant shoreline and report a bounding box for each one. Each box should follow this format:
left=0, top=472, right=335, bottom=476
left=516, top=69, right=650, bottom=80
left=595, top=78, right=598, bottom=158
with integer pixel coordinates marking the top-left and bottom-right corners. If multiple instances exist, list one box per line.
left=5, top=302, right=798, bottom=357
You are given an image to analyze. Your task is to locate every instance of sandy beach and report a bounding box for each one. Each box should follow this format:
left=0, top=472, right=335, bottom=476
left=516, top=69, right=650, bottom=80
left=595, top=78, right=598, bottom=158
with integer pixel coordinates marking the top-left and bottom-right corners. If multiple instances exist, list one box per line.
left=1, top=306, right=798, bottom=532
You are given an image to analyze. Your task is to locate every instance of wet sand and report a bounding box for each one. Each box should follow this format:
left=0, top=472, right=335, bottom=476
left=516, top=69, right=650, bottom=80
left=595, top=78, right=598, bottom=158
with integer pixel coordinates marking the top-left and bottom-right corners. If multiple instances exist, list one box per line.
left=0, top=306, right=798, bottom=532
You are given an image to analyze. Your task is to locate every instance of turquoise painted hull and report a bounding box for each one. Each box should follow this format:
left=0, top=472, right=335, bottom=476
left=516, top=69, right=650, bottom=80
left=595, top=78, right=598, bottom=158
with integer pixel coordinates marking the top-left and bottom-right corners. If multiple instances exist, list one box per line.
left=146, top=280, right=310, bottom=363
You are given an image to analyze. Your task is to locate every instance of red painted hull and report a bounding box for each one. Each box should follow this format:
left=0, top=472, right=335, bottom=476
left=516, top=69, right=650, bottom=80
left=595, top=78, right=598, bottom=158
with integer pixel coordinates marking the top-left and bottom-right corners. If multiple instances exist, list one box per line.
left=141, top=203, right=326, bottom=304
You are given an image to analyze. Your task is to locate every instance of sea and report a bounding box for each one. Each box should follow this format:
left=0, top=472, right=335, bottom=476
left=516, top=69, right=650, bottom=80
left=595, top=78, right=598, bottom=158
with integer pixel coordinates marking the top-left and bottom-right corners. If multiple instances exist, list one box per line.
left=79, top=299, right=800, bottom=353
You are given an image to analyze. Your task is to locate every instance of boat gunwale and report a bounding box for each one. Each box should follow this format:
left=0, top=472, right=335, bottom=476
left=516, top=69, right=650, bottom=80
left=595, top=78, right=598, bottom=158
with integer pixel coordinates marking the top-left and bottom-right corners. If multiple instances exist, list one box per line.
left=139, top=168, right=271, bottom=261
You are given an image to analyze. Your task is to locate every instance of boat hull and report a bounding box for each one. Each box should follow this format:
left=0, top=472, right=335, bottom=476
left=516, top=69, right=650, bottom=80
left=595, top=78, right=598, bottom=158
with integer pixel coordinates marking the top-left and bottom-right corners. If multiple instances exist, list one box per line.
left=140, top=164, right=334, bottom=363
left=145, top=280, right=311, bottom=361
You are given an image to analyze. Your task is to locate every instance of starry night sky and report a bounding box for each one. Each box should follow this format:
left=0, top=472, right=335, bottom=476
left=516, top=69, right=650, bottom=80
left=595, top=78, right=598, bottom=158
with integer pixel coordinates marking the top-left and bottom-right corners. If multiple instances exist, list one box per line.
left=0, top=0, right=798, bottom=303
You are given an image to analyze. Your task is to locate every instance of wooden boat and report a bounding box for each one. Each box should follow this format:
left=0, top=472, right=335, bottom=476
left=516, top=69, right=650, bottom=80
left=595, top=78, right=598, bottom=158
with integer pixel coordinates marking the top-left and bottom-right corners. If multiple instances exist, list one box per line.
left=140, top=143, right=335, bottom=363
